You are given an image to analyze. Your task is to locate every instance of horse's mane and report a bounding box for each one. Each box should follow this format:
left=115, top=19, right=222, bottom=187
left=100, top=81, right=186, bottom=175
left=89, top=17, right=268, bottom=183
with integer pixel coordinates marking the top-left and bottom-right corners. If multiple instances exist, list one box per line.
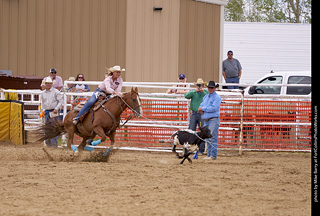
left=121, top=92, right=130, bottom=97
left=108, top=92, right=129, bottom=100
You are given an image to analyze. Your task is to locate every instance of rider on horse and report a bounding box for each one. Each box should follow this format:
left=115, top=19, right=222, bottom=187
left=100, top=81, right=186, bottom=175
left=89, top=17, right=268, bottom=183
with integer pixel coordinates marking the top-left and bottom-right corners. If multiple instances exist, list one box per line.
left=72, top=65, right=125, bottom=125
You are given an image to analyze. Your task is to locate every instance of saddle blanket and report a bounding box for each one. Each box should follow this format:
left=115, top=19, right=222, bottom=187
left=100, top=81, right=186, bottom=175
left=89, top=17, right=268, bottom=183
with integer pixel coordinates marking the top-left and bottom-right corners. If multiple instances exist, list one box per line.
left=73, top=95, right=114, bottom=112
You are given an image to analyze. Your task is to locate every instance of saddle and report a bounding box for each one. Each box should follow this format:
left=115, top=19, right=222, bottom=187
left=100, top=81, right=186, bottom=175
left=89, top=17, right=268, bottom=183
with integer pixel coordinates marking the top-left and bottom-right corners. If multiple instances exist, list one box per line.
left=74, top=94, right=113, bottom=123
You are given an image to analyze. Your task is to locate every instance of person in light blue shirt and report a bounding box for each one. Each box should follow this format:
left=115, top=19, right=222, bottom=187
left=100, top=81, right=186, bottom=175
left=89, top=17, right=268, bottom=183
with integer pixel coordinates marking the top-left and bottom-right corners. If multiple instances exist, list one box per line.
left=198, top=81, right=221, bottom=160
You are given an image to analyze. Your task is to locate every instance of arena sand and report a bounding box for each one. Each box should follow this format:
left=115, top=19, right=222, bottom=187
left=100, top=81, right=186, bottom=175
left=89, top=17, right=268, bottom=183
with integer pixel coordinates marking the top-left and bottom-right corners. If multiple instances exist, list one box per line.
left=0, top=141, right=311, bottom=216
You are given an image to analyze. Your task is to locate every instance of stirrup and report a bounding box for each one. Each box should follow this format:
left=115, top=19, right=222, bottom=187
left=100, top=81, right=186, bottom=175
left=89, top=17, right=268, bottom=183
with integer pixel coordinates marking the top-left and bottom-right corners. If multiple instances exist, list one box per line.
left=73, top=118, right=80, bottom=125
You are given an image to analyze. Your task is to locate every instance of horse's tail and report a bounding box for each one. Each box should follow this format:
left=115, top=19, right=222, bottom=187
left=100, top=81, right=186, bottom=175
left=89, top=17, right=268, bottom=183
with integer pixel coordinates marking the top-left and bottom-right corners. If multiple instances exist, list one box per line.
left=33, top=118, right=66, bottom=142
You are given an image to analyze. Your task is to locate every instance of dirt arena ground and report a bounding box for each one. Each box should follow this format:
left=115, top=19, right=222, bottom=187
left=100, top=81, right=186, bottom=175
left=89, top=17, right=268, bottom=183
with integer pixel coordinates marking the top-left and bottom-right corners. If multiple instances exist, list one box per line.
left=0, top=141, right=311, bottom=216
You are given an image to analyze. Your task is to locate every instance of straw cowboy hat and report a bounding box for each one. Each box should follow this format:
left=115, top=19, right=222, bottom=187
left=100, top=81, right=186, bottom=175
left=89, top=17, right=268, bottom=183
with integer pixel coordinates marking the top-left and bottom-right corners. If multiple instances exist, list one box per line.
left=64, top=77, right=75, bottom=87
left=67, top=77, right=75, bottom=81
left=105, top=65, right=126, bottom=75
left=194, top=78, right=207, bottom=85
left=64, top=77, right=77, bottom=92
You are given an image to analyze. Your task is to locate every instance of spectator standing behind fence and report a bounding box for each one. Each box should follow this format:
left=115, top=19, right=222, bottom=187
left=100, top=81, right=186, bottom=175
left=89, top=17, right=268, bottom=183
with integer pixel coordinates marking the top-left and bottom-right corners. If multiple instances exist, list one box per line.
left=75, top=73, right=90, bottom=92
left=198, top=80, right=221, bottom=160
left=41, top=68, right=63, bottom=91
left=222, top=50, right=242, bottom=89
left=184, top=78, right=208, bottom=154
left=40, top=77, right=63, bottom=148
left=166, top=74, right=188, bottom=94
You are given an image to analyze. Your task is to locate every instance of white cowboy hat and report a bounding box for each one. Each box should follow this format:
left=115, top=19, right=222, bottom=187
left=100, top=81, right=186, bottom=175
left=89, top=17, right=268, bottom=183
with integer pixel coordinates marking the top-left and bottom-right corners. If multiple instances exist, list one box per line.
left=106, top=65, right=126, bottom=73
left=45, top=77, right=53, bottom=83
left=193, top=78, right=207, bottom=85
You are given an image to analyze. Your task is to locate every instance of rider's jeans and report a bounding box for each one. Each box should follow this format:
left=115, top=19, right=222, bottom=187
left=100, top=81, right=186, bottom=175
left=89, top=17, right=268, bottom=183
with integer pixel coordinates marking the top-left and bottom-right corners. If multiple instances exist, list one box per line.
left=75, top=88, right=104, bottom=118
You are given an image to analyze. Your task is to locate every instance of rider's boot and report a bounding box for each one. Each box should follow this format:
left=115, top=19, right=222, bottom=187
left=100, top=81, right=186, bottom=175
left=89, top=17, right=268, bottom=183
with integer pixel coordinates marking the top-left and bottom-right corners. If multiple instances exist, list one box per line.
left=73, top=117, right=80, bottom=125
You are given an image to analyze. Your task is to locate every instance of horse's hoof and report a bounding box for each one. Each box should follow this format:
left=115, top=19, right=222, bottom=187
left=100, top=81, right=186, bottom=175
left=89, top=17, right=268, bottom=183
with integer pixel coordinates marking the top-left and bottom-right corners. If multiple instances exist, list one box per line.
left=74, top=150, right=79, bottom=157
left=103, top=149, right=111, bottom=156
left=84, top=146, right=94, bottom=152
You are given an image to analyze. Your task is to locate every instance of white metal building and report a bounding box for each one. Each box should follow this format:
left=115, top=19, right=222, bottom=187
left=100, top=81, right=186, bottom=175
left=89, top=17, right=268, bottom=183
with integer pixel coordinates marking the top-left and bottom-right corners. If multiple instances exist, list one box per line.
left=223, top=22, right=311, bottom=84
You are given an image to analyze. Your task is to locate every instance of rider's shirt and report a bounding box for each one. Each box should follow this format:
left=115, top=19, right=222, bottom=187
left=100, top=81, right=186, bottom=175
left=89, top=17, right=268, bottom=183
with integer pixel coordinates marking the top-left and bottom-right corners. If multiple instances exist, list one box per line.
left=98, top=76, right=123, bottom=94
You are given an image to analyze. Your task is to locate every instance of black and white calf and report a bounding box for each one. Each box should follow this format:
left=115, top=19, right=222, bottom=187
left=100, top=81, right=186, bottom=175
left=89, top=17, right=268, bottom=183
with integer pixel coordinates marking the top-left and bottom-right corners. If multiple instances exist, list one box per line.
left=171, top=126, right=213, bottom=164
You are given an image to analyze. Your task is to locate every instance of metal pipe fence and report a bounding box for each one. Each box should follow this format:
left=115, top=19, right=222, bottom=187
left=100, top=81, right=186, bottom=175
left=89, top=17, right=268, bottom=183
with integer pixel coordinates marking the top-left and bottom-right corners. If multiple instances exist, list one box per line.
left=0, top=82, right=311, bottom=152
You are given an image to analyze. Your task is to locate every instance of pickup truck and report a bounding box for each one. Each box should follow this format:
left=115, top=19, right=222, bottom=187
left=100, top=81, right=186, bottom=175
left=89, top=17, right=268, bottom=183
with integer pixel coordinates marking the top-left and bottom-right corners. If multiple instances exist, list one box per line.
left=244, top=71, right=311, bottom=96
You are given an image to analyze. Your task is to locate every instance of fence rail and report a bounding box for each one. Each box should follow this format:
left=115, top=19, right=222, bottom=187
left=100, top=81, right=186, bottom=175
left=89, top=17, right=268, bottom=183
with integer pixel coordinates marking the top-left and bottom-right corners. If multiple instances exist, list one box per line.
left=0, top=82, right=311, bottom=152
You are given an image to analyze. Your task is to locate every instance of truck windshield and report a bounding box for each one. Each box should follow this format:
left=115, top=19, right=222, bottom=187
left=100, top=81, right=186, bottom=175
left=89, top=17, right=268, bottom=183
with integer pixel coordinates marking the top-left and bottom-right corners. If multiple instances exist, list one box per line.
left=255, top=76, right=283, bottom=94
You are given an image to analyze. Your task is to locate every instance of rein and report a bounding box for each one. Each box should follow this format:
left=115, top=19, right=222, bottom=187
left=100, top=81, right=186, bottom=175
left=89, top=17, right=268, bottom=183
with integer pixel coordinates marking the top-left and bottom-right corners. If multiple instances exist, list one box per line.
left=118, top=94, right=142, bottom=117
left=100, top=93, right=142, bottom=135
left=116, top=93, right=142, bottom=128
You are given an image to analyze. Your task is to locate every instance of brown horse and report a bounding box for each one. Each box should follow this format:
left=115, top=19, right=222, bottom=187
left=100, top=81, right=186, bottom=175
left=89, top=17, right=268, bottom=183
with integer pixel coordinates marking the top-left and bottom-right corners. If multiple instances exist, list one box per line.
left=36, top=87, right=142, bottom=152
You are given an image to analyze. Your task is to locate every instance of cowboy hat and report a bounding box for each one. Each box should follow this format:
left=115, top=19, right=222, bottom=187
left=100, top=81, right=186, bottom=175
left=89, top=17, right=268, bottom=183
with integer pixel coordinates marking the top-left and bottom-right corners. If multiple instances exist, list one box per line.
left=67, top=77, right=75, bottom=81
left=193, top=78, right=207, bottom=85
left=206, top=80, right=219, bottom=88
left=106, top=65, right=126, bottom=73
left=45, top=77, right=53, bottom=83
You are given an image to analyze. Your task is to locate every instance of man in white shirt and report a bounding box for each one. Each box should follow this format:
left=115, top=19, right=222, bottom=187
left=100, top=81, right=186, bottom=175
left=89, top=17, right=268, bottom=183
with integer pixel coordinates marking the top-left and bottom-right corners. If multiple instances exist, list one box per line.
left=40, top=77, right=63, bottom=147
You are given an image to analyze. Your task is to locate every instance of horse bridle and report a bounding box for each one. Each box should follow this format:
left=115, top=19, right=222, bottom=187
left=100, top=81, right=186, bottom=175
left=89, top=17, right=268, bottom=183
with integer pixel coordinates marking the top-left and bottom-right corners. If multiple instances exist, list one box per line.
left=99, top=93, right=141, bottom=136
left=117, top=93, right=142, bottom=118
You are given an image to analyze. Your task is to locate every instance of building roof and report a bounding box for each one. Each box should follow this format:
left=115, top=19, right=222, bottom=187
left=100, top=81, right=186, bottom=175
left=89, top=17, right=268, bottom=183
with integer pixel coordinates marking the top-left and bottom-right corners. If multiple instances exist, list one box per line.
left=195, top=0, right=228, bottom=6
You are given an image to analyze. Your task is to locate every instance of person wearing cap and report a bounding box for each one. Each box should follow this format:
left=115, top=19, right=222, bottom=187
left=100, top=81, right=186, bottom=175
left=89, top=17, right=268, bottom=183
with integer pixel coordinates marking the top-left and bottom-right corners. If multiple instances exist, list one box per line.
left=198, top=81, right=221, bottom=160
left=166, top=74, right=188, bottom=94
left=41, top=68, right=63, bottom=91
left=72, top=65, right=125, bottom=125
left=40, top=77, right=63, bottom=148
left=184, top=78, right=209, bottom=154
left=222, top=50, right=242, bottom=89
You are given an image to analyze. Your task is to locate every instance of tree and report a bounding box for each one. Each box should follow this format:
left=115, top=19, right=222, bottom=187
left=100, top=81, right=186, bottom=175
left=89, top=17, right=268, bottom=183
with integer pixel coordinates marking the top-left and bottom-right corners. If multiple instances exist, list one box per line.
left=225, top=0, right=311, bottom=23
left=285, top=0, right=312, bottom=23
left=246, top=0, right=287, bottom=22
left=225, top=0, right=246, bottom=22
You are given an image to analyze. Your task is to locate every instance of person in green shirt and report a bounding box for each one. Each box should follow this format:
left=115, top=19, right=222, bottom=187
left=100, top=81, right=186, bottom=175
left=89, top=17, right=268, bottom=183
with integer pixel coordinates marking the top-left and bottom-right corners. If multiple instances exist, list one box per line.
left=184, top=78, right=208, bottom=153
